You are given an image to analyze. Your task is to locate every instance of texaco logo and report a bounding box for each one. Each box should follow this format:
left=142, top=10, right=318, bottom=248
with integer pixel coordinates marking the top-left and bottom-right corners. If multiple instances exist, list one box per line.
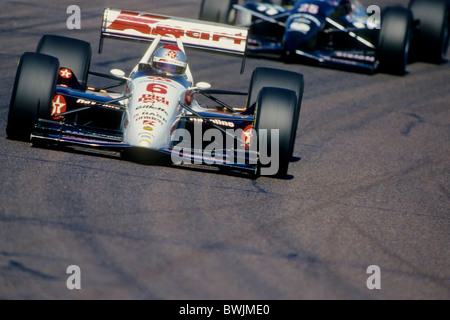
left=59, top=68, right=72, bottom=79
left=167, top=51, right=177, bottom=59
left=51, top=95, right=67, bottom=119
left=241, top=124, right=254, bottom=149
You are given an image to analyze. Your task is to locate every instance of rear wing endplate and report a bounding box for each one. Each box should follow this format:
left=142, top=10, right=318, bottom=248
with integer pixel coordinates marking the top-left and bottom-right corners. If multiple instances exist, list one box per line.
left=100, top=8, right=249, bottom=73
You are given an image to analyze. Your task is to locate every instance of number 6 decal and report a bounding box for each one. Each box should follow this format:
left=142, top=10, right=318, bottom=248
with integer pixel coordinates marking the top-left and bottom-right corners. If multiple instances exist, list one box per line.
left=147, top=83, right=168, bottom=94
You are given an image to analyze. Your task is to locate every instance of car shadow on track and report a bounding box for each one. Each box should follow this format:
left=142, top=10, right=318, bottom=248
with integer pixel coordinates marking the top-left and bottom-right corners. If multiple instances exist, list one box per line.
left=29, top=142, right=299, bottom=181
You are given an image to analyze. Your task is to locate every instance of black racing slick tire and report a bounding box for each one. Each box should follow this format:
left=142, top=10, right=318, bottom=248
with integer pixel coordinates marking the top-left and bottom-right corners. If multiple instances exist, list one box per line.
left=247, top=67, right=304, bottom=112
left=409, top=0, right=450, bottom=63
left=6, top=52, right=59, bottom=141
left=37, top=34, right=92, bottom=87
left=199, top=0, right=237, bottom=24
left=254, top=87, right=298, bottom=178
left=377, top=6, right=413, bottom=75
left=247, top=67, right=304, bottom=158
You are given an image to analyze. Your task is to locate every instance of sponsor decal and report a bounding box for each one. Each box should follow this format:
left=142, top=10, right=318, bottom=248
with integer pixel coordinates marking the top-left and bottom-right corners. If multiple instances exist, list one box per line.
left=135, top=105, right=169, bottom=116
left=147, top=76, right=172, bottom=83
left=135, top=115, right=165, bottom=126
left=51, top=95, right=67, bottom=119
left=138, top=132, right=155, bottom=140
left=138, top=93, right=170, bottom=105
left=154, top=56, right=185, bottom=67
left=138, top=83, right=171, bottom=105
left=142, top=111, right=167, bottom=122
left=241, top=124, right=254, bottom=148
left=139, top=139, right=151, bottom=145
left=167, top=50, right=177, bottom=59
left=335, top=51, right=375, bottom=62
left=143, top=119, right=156, bottom=131
left=76, top=98, right=97, bottom=105
left=106, top=11, right=246, bottom=46
left=189, top=117, right=235, bottom=128
left=75, top=98, right=122, bottom=110
left=290, top=22, right=311, bottom=33
left=59, top=68, right=73, bottom=79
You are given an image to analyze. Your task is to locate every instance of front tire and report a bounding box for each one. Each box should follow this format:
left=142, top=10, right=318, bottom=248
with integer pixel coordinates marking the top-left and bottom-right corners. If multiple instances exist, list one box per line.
left=254, top=87, right=299, bottom=178
left=247, top=67, right=304, bottom=157
left=6, top=52, right=59, bottom=141
left=247, top=67, right=304, bottom=112
left=377, top=6, right=413, bottom=75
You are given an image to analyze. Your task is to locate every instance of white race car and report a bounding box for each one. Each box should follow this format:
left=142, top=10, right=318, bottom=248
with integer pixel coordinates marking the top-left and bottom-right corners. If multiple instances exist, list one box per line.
left=6, top=8, right=304, bottom=178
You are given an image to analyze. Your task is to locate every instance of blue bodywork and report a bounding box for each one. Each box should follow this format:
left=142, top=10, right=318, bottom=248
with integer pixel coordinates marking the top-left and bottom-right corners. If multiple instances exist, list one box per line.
left=239, top=0, right=379, bottom=72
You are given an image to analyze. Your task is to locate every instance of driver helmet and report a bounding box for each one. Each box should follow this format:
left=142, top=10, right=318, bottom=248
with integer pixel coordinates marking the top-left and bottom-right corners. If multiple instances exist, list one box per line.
left=152, top=44, right=187, bottom=75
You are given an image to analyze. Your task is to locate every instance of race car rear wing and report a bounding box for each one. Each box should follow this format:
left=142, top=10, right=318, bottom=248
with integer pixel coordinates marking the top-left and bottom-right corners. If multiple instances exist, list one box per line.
left=100, top=8, right=249, bottom=72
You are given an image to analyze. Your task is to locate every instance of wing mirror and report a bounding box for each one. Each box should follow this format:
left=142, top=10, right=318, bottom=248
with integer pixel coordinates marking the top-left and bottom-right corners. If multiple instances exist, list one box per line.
left=110, top=69, right=127, bottom=79
left=195, top=82, right=211, bottom=90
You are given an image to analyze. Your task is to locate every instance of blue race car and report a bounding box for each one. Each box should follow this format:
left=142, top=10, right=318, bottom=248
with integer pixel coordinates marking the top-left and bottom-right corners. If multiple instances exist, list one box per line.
left=199, top=0, right=449, bottom=74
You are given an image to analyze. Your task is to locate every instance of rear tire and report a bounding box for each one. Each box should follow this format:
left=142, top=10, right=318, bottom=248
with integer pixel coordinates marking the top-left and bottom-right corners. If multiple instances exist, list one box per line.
left=254, top=87, right=298, bottom=178
left=199, top=0, right=237, bottom=24
left=377, top=6, right=413, bottom=75
left=409, top=0, right=450, bottom=63
left=6, top=52, right=59, bottom=141
left=37, top=34, right=92, bottom=87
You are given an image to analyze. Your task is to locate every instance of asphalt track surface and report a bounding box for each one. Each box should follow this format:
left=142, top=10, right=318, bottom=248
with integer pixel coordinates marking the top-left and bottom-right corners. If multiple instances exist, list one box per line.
left=0, top=0, right=448, bottom=300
